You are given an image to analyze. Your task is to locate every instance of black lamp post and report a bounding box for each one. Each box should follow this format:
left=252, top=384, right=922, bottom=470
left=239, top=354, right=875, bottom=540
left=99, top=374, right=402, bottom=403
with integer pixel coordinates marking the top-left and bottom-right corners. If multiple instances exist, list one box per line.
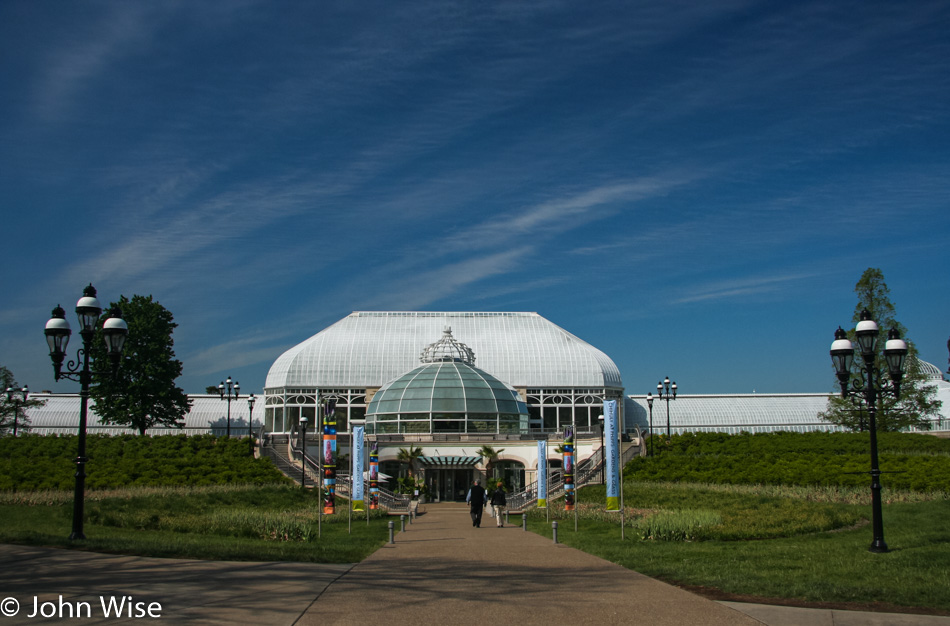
left=5, top=385, right=29, bottom=437
left=247, top=394, right=256, bottom=456
left=830, top=309, right=908, bottom=553
left=646, top=392, right=654, bottom=456
left=300, top=416, right=308, bottom=489
left=45, top=284, right=128, bottom=540
left=217, top=376, right=240, bottom=437
left=657, top=377, right=677, bottom=440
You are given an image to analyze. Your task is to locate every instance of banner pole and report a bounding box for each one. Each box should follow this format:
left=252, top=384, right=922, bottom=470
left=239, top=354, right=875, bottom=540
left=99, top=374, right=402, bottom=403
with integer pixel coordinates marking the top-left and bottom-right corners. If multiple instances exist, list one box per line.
left=317, top=396, right=323, bottom=539
left=620, top=403, right=625, bottom=540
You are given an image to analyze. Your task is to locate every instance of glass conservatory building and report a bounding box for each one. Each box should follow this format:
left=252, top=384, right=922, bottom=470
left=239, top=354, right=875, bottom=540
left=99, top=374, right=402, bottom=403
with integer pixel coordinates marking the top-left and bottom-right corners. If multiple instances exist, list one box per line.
left=262, top=311, right=625, bottom=501
left=263, top=311, right=625, bottom=435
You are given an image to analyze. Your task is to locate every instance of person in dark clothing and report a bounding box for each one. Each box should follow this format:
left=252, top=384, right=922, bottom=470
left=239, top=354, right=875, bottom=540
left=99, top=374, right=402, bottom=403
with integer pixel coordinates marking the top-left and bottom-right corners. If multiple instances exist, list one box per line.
left=490, top=482, right=507, bottom=527
left=466, top=480, right=486, bottom=527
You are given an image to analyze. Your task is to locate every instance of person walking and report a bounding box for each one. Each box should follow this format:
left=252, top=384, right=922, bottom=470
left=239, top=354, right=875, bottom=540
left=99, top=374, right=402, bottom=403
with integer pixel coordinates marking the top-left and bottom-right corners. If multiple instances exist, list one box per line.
left=466, top=479, right=486, bottom=527
left=490, top=482, right=507, bottom=527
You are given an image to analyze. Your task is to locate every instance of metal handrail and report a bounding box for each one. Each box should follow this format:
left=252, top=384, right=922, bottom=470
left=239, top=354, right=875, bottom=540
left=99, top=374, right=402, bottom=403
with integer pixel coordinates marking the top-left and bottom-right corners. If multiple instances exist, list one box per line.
left=505, top=439, right=643, bottom=510
left=285, top=424, right=409, bottom=513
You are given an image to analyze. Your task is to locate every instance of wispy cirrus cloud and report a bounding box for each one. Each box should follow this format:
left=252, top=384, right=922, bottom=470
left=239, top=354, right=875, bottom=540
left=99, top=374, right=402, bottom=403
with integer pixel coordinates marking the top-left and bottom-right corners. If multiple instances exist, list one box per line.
left=444, top=173, right=703, bottom=252
left=671, top=273, right=819, bottom=305
left=355, top=247, right=535, bottom=311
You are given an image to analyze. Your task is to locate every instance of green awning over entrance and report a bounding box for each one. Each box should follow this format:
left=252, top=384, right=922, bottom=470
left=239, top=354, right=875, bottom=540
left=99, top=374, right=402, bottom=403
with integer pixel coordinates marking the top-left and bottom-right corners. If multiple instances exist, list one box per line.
left=420, top=455, right=480, bottom=467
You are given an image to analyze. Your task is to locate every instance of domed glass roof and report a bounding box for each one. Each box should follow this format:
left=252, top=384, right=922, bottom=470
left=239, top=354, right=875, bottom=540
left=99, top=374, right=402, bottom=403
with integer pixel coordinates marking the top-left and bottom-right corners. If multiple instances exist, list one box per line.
left=366, top=329, right=530, bottom=435
left=265, top=312, right=622, bottom=390
left=916, top=358, right=945, bottom=381
left=370, top=361, right=527, bottom=416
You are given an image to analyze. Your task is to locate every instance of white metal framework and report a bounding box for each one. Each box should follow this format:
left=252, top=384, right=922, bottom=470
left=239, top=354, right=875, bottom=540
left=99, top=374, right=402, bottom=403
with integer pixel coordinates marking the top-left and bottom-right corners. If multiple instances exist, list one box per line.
left=264, top=312, right=624, bottom=434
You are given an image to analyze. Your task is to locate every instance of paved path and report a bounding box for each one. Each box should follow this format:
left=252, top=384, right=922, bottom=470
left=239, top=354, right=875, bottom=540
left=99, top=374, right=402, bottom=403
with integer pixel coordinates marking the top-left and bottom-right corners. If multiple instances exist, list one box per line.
left=300, top=503, right=760, bottom=625
left=1, top=504, right=948, bottom=625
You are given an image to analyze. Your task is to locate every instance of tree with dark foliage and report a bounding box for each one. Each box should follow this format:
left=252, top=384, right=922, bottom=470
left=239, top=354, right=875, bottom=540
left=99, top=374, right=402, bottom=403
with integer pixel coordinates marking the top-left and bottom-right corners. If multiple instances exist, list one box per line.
left=89, top=295, right=191, bottom=435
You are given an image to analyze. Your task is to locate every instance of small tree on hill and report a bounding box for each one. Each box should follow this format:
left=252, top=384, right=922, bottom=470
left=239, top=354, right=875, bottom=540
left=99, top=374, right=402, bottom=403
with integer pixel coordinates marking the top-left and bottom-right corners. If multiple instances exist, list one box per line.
left=820, top=268, right=941, bottom=431
left=0, top=366, right=45, bottom=435
left=89, top=295, right=191, bottom=435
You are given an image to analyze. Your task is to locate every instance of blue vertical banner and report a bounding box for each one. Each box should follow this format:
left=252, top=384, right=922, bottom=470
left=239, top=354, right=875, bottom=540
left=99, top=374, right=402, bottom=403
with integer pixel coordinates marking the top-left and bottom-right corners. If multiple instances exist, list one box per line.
left=604, top=400, right=620, bottom=511
left=351, top=425, right=365, bottom=512
left=537, top=440, right=547, bottom=508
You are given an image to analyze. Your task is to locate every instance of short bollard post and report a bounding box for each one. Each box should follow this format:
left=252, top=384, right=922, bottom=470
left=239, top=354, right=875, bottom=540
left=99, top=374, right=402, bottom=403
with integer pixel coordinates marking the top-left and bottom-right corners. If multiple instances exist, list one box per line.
left=388, top=520, right=395, bottom=544
left=522, top=513, right=527, bottom=531
left=552, top=521, right=559, bottom=544
left=409, top=509, right=414, bottom=524
left=505, top=510, right=509, bottom=525
left=401, top=514, right=407, bottom=532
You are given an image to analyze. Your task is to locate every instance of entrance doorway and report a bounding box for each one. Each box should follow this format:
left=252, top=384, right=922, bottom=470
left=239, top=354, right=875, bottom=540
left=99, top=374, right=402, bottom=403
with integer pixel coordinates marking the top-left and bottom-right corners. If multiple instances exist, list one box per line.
left=426, top=468, right=474, bottom=502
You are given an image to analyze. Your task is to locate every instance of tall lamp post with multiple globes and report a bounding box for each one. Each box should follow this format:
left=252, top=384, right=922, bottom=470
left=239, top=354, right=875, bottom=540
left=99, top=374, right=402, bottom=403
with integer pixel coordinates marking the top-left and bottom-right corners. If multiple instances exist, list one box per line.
left=217, top=376, right=240, bottom=437
left=5, top=385, right=29, bottom=437
left=657, top=377, right=677, bottom=440
left=645, top=392, right=654, bottom=456
left=45, top=285, right=128, bottom=540
left=830, top=309, right=908, bottom=553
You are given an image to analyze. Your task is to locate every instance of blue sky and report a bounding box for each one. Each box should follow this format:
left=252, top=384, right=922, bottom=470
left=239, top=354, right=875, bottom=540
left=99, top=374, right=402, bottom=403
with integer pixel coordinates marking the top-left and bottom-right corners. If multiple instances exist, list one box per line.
left=2, top=1, right=948, bottom=396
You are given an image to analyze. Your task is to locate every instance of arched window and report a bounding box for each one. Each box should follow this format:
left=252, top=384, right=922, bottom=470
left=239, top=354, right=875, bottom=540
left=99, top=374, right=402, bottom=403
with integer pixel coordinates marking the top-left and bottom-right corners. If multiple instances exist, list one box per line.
left=493, top=460, right=525, bottom=492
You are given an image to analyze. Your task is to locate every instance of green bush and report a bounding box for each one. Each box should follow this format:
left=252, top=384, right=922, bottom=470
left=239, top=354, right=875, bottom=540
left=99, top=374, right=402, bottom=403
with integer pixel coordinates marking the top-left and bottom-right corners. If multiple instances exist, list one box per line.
left=0, top=434, right=289, bottom=490
left=629, top=432, right=950, bottom=492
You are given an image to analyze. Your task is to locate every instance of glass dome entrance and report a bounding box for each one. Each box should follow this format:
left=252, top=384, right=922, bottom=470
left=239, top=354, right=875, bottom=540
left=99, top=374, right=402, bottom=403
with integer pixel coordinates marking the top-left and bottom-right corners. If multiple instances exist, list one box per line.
left=366, top=332, right=530, bottom=435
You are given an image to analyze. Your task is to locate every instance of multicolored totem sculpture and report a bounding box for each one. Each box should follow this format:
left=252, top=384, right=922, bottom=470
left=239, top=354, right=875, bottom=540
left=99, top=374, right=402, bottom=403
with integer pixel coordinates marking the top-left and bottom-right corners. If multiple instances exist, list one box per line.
left=322, top=399, right=337, bottom=515
left=563, top=427, right=575, bottom=511
left=369, top=442, right=379, bottom=510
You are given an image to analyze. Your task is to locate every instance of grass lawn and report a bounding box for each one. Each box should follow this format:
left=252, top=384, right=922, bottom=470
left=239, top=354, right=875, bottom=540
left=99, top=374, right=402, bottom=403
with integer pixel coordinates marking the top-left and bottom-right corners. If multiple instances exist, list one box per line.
left=0, top=484, right=390, bottom=563
left=527, top=482, right=950, bottom=614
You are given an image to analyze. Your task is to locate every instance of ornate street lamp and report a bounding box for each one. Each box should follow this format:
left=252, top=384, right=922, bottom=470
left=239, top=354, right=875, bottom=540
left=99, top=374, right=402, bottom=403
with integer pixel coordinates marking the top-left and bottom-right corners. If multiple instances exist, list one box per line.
left=45, top=284, right=128, bottom=540
left=830, top=309, right=908, bottom=553
left=217, top=376, right=240, bottom=437
left=247, top=394, right=256, bottom=456
left=5, top=385, right=29, bottom=437
left=657, top=377, right=677, bottom=440
left=646, top=392, right=654, bottom=456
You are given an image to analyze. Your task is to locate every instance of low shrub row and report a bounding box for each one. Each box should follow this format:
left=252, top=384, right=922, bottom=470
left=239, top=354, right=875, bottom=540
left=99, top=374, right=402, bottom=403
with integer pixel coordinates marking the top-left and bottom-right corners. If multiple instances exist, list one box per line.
left=0, top=434, right=288, bottom=490
left=533, top=482, right=867, bottom=541
left=629, top=431, right=950, bottom=492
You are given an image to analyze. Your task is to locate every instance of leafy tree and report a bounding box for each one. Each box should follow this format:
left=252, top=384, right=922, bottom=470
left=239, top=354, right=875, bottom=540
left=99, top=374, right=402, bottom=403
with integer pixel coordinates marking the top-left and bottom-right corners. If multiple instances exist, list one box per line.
left=820, top=268, right=941, bottom=431
left=396, top=445, right=423, bottom=479
left=0, top=366, right=45, bottom=436
left=89, top=295, right=192, bottom=435
left=205, top=385, right=220, bottom=395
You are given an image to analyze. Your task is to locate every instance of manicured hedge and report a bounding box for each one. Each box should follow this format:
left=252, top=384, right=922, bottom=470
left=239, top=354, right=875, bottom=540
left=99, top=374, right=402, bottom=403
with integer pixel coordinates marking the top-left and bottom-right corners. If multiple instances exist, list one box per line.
left=0, top=434, right=289, bottom=490
left=627, top=431, right=950, bottom=492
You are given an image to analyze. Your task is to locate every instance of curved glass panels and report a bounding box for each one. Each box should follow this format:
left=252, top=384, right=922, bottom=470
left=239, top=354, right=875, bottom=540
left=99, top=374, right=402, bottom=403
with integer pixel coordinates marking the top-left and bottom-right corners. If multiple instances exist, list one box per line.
left=265, top=312, right=622, bottom=390
left=366, top=361, right=530, bottom=435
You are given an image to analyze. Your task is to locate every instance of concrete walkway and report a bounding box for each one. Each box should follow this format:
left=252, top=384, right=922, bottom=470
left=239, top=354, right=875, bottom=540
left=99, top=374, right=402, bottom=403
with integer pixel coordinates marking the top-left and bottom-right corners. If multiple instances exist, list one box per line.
left=1, top=504, right=947, bottom=625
